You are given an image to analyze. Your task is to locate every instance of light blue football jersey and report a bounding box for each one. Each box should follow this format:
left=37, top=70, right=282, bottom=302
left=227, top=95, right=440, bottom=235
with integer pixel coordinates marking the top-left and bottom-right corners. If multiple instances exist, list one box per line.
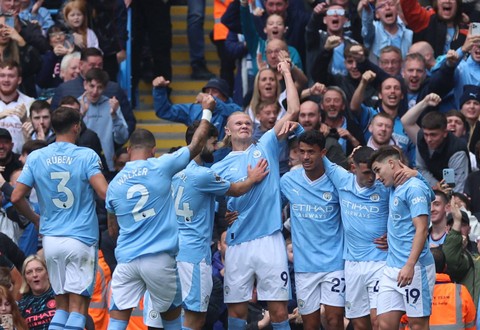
left=173, top=160, right=231, bottom=264
left=105, top=147, right=190, bottom=263
left=387, top=177, right=434, bottom=268
left=211, top=129, right=282, bottom=246
left=18, top=142, right=102, bottom=246
left=280, top=168, right=344, bottom=273
left=323, top=157, right=388, bottom=262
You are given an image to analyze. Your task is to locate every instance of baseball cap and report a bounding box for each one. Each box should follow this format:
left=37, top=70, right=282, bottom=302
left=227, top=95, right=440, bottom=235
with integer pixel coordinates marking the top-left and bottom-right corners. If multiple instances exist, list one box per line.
left=459, top=85, right=480, bottom=108
left=0, top=128, right=12, bottom=141
left=202, top=78, right=230, bottom=98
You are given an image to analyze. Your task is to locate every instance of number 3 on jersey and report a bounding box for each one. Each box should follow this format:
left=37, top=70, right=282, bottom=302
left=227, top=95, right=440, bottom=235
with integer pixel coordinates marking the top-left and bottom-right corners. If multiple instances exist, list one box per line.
left=51, top=171, right=74, bottom=209
left=174, top=186, right=193, bottom=222
left=127, top=184, right=156, bottom=222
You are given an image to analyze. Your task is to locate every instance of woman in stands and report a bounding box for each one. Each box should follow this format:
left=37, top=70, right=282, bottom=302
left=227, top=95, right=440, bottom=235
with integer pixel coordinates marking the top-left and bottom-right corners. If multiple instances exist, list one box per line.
left=18, top=255, right=56, bottom=330
left=246, top=67, right=284, bottom=129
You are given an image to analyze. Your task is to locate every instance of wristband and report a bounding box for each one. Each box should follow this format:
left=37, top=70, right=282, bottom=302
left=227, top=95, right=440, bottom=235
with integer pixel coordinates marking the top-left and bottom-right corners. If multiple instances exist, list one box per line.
left=202, top=109, right=212, bottom=122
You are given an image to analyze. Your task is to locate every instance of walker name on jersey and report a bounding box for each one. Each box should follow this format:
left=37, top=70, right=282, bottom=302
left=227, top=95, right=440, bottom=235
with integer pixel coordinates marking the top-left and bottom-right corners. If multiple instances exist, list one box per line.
left=117, top=167, right=149, bottom=185
left=46, top=155, right=73, bottom=166
left=291, top=203, right=334, bottom=219
left=341, top=199, right=380, bottom=218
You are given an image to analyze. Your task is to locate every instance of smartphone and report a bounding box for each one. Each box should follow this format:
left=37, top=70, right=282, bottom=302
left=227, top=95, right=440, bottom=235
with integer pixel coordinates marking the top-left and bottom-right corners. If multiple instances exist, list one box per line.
left=471, top=22, right=480, bottom=36
left=0, top=314, right=13, bottom=330
left=4, top=15, right=14, bottom=28
left=63, top=40, right=71, bottom=49
left=443, top=168, right=456, bottom=188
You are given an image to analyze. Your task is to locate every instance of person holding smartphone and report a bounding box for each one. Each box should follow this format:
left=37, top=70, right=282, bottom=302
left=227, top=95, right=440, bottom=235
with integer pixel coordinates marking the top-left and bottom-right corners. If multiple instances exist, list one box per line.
left=0, top=285, right=28, bottom=330
left=401, top=93, right=471, bottom=192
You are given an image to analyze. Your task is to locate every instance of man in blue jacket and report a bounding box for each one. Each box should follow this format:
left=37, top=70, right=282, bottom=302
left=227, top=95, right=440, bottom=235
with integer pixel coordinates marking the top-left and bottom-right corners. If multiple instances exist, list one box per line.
left=153, top=77, right=241, bottom=162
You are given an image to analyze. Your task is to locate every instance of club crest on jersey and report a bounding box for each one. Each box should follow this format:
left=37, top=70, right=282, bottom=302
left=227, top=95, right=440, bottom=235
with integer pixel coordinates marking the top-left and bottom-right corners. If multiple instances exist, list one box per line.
left=393, top=197, right=399, bottom=206
left=253, top=150, right=262, bottom=158
left=297, top=299, right=305, bottom=308
left=370, top=193, right=380, bottom=202
left=149, top=311, right=159, bottom=319
left=47, top=299, right=56, bottom=309
left=323, top=192, right=332, bottom=201
left=225, top=286, right=230, bottom=295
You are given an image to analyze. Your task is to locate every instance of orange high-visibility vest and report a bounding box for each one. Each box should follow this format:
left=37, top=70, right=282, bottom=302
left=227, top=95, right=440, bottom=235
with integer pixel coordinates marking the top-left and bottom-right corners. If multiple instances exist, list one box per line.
left=213, top=0, right=233, bottom=41
left=127, top=298, right=147, bottom=330
left=402, top=273, right=476, bottom=330
left=88, top=250, right=112, bottom=330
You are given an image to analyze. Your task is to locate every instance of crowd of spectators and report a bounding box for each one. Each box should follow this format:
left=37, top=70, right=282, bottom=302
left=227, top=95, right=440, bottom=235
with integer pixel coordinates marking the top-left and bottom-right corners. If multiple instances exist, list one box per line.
left=152, top=0, right=480, bottom=328
left=1, top=0, right=480, bottom=329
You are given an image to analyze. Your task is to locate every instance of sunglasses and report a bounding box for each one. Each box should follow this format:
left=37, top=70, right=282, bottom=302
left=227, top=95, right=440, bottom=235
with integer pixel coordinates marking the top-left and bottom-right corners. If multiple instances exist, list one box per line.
left=326, top=8, right=345, bottom=16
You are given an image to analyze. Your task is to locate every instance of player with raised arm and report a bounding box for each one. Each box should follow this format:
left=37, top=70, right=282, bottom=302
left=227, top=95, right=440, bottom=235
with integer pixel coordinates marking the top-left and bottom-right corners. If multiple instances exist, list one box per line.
left=105, top=96, right=216, bottom=330
left=11, top=106, right=108, bottom=330
left=369, top=146, right=435, bottom=330
left=211, top=59, right=301, bottom=330
left=173, top=121, right=268, bottom=330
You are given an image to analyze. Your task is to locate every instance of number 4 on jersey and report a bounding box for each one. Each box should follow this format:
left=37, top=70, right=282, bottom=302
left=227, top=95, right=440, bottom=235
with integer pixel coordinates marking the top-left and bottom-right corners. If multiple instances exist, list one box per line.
left=174, top=186, right=193, bottom=222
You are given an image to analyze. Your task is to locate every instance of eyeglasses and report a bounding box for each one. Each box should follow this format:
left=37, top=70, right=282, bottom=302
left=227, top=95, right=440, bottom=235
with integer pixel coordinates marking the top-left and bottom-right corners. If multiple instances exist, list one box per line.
left=326, top=8, right=345, bottom=16
left=376, top=1, right=395, bottom=10
left=49, top=32, right=65, bottom=38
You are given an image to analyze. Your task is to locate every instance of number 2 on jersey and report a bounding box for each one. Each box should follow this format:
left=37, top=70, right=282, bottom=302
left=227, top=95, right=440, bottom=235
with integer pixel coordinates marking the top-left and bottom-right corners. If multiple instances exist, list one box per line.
left=127, top=184, right=156, bottom=222
left=174, top=186, right=193, bottom=222
left=51, top=171, right=74, bottom=209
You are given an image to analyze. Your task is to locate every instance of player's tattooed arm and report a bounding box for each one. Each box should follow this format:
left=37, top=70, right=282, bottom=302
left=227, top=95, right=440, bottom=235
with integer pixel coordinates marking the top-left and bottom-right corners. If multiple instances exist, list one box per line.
left=108, top=213, right=119, bottom=242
